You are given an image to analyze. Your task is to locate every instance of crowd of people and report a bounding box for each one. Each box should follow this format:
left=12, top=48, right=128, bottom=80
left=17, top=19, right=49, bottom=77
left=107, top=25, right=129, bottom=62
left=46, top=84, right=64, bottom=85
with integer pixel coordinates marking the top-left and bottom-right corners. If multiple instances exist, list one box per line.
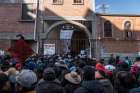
left=0, top=52, right=140, bottom=93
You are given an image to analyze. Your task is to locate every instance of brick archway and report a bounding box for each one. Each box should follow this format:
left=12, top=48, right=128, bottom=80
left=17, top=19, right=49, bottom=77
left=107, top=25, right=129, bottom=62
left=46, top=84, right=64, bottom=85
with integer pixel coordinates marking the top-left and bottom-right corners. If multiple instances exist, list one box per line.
left=43, top=20, right=93, bottom=57
left=44, top=21, right=92, bottom=39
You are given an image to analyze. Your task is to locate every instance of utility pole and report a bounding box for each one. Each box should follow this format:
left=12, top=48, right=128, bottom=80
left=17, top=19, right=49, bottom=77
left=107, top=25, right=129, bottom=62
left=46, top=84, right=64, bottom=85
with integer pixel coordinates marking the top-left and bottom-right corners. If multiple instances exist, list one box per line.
left=34, top=0, right=39, bottom=40
left=96, top=4, right=109, bottom=14
left=34, top=0, right=40, bottom=54
left=101, top=4, right=107, bottom=13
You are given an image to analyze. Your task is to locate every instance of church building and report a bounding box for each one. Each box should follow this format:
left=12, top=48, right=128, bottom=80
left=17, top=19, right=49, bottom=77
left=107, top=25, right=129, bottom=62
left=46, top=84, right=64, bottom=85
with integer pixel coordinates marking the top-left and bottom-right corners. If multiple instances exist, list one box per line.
left=0, top=0, right=140, bottom=58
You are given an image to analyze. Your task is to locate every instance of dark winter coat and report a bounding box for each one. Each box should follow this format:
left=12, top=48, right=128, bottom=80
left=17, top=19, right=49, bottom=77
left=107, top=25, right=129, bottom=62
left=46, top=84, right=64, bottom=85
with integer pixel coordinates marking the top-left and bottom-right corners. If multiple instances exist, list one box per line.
left=99, top=79, right=114, bottom=93
left=74, top=80, right=104, bottom=93
left=64, top=83, right=80, bottom=93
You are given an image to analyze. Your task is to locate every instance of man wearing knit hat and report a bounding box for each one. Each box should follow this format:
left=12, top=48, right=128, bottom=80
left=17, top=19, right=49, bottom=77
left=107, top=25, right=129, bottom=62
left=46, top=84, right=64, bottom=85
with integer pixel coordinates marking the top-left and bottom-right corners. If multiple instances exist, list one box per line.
left=15, top=69, right=37, bottom=93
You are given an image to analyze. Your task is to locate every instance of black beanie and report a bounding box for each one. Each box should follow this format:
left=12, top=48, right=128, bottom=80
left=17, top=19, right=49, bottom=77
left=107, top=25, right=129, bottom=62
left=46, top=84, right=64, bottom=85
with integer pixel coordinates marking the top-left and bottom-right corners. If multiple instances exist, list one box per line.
left=43, top=67, right=56, bottom=81
left=83, top=66, right=95, bottom=80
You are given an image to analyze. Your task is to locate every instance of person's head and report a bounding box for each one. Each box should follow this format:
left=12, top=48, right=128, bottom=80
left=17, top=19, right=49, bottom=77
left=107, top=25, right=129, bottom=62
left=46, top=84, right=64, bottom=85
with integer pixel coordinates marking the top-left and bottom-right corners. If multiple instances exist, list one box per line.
left=135, top=57, right=140, bottom=62
left=110, top=54, right=114, bottom=57
left=0, top=73, right=12, bottom=92
left=53, top=66, right=62, bottom=79
left=3, top=54, right=11, bottom=61
left=15, top=69, right=37, bottom=92
left=64, top=71, right=81, bottom=84
left=36, top=69, right=43, bottom=80
left=43, top=67, right=56, bottom=81
left=116, top=56, right=120, bottom=60
left=7, top=67, right=19, bottom=76
left=117, top=61, right=129, bottom=71
left=115, top=71, right=135, bottom=88
left=74, top=59, right=86, bottom=68
left=99, top=59, right=104, bottom=64
left=82, top=66, right=95, bottom=80
left=125, top=56, right=129, bottom=60
left=7, top=67, right=19, bottom=83
left=16, top=34, right=24, bottom=40
left=1, top=61, right=10, bottom=72
left=36, top=81, right=64, bottom=93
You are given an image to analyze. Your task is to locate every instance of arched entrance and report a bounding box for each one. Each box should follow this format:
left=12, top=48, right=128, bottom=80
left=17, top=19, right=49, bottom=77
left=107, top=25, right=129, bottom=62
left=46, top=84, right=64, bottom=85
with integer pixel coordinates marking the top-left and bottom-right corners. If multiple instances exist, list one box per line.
left=43, top=21, right=92, bottom=56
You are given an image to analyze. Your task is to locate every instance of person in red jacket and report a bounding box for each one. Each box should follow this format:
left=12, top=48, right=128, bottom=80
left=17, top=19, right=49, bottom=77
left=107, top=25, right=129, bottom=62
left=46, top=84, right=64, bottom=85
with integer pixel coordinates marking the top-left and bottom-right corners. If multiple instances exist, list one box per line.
left=8, top=34, right=34, bottom=65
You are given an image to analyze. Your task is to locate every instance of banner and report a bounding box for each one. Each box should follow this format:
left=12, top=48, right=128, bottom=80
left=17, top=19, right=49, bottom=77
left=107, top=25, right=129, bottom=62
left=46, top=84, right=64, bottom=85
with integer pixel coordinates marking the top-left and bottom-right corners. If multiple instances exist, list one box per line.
left=0, top=49, right=5, bottom=56
left=60, top=29, right=74, bottom=39
left=60, top=29, right=74, bottom=53
left=44, top=44, right=55, bottom=55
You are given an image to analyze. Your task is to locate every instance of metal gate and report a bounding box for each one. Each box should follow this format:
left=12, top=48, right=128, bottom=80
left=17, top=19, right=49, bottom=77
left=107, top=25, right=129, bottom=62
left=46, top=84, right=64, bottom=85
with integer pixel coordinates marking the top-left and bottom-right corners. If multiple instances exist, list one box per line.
left=44, top=39, right=90, bottom=55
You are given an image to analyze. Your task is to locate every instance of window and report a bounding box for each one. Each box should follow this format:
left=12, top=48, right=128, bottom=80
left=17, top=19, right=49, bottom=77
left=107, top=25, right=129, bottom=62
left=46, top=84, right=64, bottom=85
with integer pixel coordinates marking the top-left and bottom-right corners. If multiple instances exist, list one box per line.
left=124, top=21, right=132, bottom=39
left=52, top=0, right=63, bottom=5
left=73, top=0, right=84, bottom=4
left=21, top=3, right=34, bottom=20
left=104, top=21, right=112, bottom=37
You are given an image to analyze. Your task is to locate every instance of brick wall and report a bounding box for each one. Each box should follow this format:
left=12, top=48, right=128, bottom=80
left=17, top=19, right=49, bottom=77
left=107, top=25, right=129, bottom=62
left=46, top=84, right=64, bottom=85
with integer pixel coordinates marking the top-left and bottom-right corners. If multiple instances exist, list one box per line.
left=43, top=0, right=93, bottom=17
left=99, top=15, right=140, bottom=39
left=97, top=15, right=140, bottom=53
left=0, top=40, right=11, bottom=50
left=0, top=4, right=34, bottom=35
left=100, top=39, right=139, bottom=53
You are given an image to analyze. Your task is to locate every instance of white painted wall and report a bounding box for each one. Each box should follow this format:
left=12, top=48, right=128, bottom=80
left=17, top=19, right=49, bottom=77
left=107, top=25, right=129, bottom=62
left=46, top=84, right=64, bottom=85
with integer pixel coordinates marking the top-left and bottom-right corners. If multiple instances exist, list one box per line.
left=91, top=0, right=95, bottom=12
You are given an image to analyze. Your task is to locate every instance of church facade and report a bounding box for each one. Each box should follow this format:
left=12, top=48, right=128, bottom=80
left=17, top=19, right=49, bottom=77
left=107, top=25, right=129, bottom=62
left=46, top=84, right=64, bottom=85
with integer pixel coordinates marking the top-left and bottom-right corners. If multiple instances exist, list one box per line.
left=0, top=0, right=140, bottom=58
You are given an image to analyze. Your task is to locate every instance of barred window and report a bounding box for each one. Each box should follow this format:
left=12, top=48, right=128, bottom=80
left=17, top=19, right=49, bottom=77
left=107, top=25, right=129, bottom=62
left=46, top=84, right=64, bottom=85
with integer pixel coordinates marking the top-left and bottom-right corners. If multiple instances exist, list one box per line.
left=73, top=0, right=84, bottom=4
left=124, top=21, right=132, bottom=39
left=104, top=21, right=112, bottom=37
left=53, top=0, right=63, bottom=4
left=21, top=3, right=34, bottom=20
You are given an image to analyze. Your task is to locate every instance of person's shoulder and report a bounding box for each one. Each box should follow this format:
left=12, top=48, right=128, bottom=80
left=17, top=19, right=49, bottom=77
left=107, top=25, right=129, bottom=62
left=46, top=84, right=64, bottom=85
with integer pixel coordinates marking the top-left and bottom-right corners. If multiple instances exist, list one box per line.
left=24, top=90, right=36, bottom=93
left=131, top=87, right=140, bottom=93
left=74, top=87, right=88, bottom=93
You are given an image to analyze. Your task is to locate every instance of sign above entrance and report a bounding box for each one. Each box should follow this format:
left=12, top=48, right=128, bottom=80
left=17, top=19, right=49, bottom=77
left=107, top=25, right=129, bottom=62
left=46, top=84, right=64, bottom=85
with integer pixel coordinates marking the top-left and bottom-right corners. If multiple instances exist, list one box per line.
left=0, top=49, right=5, bottom=56
left=60, top=29, right=74, bottom=39
left=44, top=44, right=55, bottom=55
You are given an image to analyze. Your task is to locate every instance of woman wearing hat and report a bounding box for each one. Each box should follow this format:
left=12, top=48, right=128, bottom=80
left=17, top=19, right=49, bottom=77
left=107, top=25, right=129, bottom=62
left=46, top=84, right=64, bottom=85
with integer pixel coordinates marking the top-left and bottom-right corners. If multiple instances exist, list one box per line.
left=63, top=71, right=81, bottom=93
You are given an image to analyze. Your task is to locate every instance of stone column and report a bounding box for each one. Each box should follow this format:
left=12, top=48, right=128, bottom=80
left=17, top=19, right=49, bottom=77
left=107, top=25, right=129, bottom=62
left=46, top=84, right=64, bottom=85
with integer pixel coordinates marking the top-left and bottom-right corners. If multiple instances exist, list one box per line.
left=92, top=14, right=100, bottom=58
left=35, top=0, right=45, bottom=55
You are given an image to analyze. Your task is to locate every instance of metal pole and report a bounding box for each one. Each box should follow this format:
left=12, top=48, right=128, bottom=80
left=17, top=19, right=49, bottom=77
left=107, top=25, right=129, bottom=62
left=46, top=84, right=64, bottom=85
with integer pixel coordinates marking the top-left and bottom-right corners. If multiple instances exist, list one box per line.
left=33, top=0, right=40, bottom=54
left=34, top=0, right=39, bottom=40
